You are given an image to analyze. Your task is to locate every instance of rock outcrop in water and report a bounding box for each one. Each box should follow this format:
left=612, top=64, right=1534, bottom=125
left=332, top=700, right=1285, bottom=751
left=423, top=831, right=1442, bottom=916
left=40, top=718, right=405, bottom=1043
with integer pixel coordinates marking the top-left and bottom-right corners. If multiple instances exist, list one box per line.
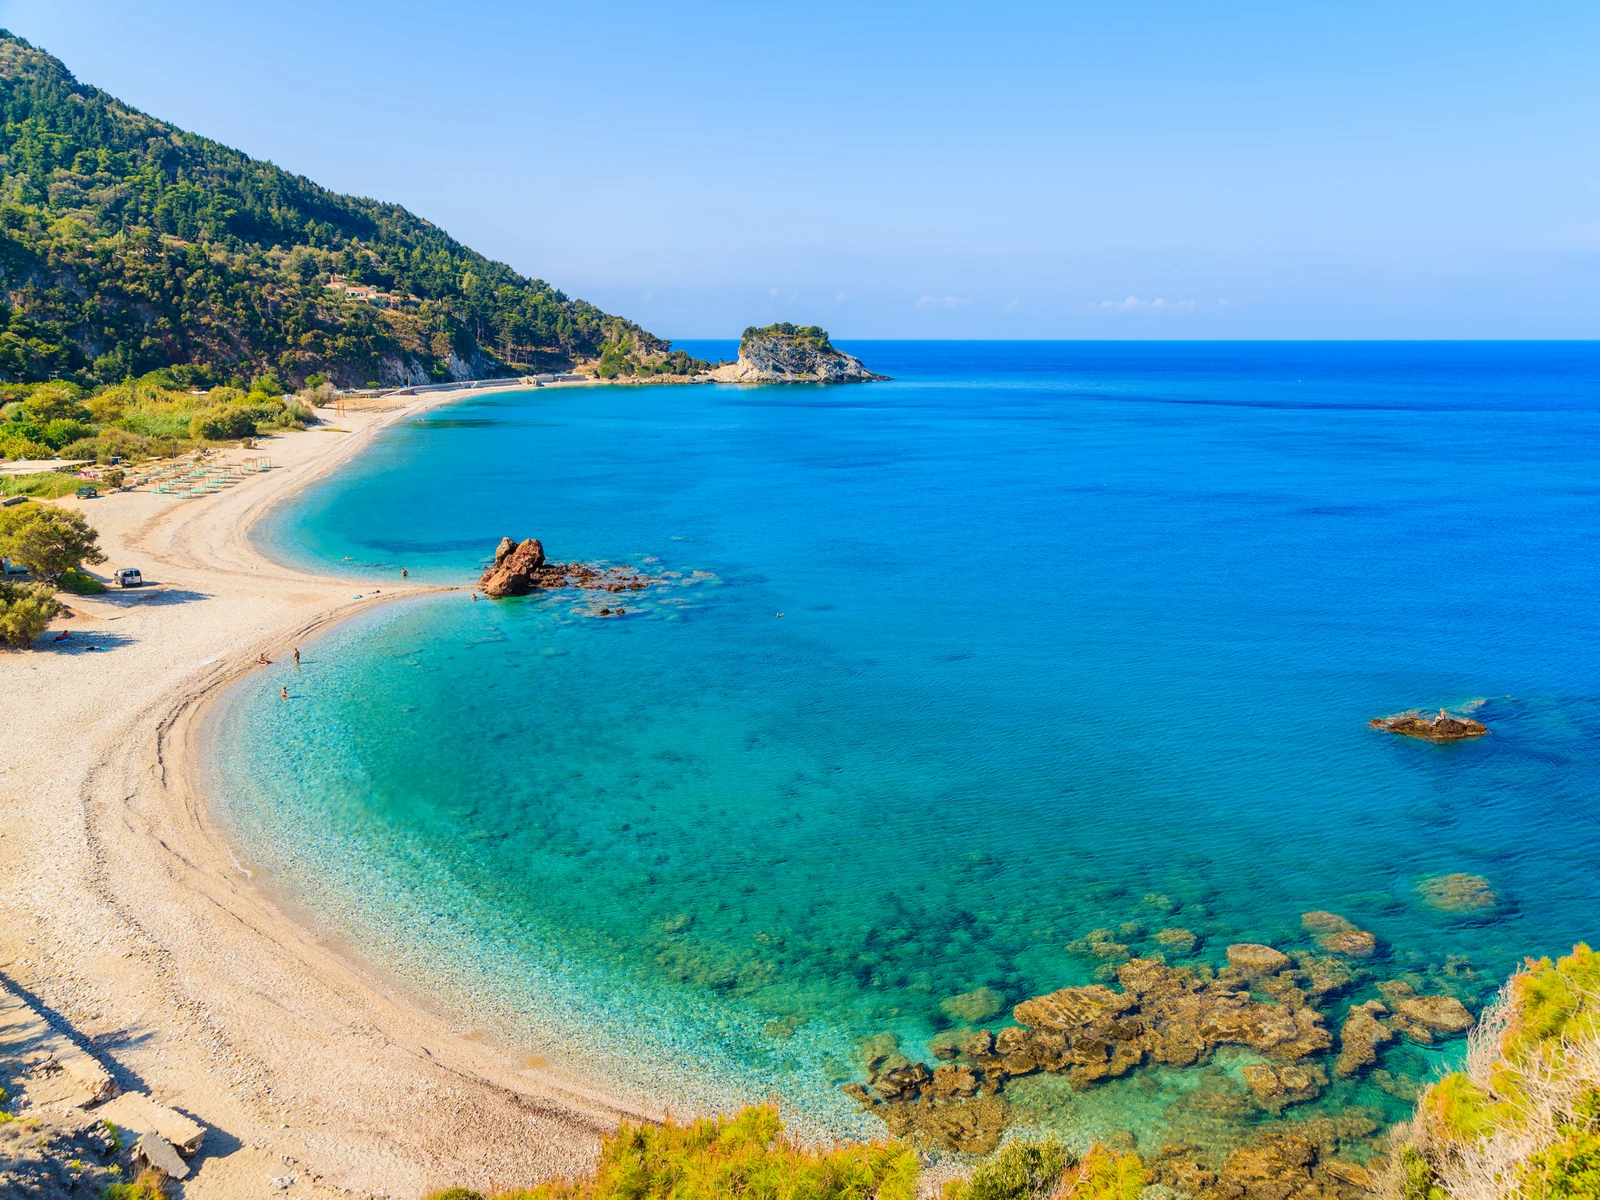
left=708, top=323, right=888, bottom=384
left=479, top=536, right=653, bottom=598
left=841, top=939, right=1482, bottom=1161
left=1369, top=709, right=1488, bottom=741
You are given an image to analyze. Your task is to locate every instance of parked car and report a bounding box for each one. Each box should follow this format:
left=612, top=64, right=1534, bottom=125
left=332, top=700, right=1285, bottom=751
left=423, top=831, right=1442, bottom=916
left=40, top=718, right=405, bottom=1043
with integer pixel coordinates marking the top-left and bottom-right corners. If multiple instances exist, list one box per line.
left=114, top=568, right=143, bottom=588
left=75, top=484, right=99, bottom=499
left=2, top=557, right=27, bottom=578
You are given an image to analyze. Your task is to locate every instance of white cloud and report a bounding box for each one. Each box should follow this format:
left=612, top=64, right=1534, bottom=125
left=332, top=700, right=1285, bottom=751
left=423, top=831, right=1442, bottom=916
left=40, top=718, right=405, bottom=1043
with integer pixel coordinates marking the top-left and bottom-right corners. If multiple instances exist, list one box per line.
left=915, top=294, right=975, bottom=310
left=769, top=287, right=781, bottom=297
left=834, top=292, right=848, bottom=304
left=1002, top=298, right=1021, bottom=312
left=1096, top=296, right=1199, bottom=314
left=641, top=289, right=654, bottom=303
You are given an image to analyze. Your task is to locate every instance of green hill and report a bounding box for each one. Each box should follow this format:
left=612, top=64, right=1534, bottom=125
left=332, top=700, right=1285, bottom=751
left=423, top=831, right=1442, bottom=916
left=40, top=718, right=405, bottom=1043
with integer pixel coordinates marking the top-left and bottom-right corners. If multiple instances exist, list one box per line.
left=0, top=30, right=699, bottom=388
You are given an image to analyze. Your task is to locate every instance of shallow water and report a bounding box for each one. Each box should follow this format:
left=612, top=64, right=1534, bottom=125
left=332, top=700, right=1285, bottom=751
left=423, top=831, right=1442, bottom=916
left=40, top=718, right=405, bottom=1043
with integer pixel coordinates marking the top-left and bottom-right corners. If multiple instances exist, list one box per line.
left=219, top=341, right=1600, bottom=1150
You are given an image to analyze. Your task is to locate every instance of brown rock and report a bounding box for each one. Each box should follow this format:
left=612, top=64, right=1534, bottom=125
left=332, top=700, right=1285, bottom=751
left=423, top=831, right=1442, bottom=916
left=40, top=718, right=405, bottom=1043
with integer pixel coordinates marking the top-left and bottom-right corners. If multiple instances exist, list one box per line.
left=1369, top=711, right=1488, bottom=741
left=1301, top=911, right=1356, bottom=934
left=1318, top=930, right=1377, bottom=958
left=925, top=1063, right=981, bottom=1099
left=1241, top=1061, right=1328, bottom=1113
left=1321, top=1158, right=1376, bottom=1190
left=1226, top=944, right=1292, bottom=975
left=1334, top=1000, right=1392, bottom=1078
left=1155, top=927, right=1199, bottom=955
left=940, top=987, right=1005, bottom=1024
left=1418, top=873, right=1498, bottom=913
left=479, top=537, right=546, bottom=597
left=1390, top=995, right=1473, bottom=1044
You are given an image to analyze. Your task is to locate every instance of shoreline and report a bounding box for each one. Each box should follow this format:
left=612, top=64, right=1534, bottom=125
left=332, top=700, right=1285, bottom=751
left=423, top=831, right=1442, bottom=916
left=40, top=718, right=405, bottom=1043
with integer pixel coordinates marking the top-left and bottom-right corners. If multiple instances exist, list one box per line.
left=0, top=386, right=660, bottom=1198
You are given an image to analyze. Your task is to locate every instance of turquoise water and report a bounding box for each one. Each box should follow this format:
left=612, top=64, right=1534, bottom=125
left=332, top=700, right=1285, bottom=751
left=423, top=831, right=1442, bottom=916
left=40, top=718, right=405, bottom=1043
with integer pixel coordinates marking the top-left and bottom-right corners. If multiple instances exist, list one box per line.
left=219, top=342, right=1600, bottom=1149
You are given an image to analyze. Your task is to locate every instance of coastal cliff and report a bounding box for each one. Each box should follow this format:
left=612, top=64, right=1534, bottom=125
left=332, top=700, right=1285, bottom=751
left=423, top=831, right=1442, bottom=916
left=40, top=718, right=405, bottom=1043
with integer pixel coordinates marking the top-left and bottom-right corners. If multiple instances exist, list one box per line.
left=709, top=324, right=888, bottom=383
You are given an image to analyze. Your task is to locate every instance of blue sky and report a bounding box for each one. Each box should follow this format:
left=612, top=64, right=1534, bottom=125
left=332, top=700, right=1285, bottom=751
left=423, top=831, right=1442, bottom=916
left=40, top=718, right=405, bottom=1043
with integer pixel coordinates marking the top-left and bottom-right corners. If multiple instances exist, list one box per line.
left=2, top=0, right=1595, bottom=339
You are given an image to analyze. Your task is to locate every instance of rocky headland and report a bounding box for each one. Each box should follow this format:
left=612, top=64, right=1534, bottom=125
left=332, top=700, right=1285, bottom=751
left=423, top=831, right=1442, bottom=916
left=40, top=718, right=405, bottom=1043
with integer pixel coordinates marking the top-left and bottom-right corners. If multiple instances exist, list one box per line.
left=1368, top=709, right=1488, bottom=741
left=479, top=536, right=653, bottom=598
left=708, top=323, right=888, bottom=384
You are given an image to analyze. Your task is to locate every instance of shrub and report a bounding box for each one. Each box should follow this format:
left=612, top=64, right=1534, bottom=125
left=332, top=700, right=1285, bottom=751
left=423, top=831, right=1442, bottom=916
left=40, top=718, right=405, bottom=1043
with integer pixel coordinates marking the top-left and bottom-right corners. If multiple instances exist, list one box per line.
left=102, top=1167, right=170, bottom=1200
left=20, top=381, right=89, bottom=423
left=0, top=472, right=86, bottom=499
left=1056, top=1146, right=1145, bottom=1200
left=947, top=1139, right=1070, bottom=1200
left=493, top=1105, right=917, bottom=1200
left=189, top=406, right=257, bottom=441
left=60, top=567, right=106, bottom=594
left=42, top=417, right=95, bottom=449
left=0, top=504, right=106, bottom=584
left=0, top=581, right=58, bottom=648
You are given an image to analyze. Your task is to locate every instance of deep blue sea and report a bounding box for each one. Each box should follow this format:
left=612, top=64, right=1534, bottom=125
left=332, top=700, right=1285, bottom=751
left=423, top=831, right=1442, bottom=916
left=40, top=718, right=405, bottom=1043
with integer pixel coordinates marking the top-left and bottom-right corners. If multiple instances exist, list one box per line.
left=216, top=341, right=1600, bottom=1150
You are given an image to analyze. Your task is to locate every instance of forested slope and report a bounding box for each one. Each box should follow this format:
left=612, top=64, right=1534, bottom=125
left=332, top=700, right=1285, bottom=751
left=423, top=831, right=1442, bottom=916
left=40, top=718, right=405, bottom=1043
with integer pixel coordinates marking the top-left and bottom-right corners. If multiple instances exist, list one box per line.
left=0, top=30, right=696, bottom=387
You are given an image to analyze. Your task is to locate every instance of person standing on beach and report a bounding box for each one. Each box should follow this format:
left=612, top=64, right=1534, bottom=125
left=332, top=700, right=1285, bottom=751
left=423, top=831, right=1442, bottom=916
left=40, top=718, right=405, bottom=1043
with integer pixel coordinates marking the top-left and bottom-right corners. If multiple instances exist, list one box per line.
left=293, top=647, right=301, bottom=667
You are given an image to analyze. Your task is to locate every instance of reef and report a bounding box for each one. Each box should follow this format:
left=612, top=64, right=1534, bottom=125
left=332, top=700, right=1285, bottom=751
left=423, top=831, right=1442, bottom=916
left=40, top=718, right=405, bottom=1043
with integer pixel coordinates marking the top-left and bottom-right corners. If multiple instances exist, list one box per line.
left=478, top=536, right=653, bottom=598
left=1368, top=710, right=1488, bottom=741
left=841, top=919, right=1483, bottom=1165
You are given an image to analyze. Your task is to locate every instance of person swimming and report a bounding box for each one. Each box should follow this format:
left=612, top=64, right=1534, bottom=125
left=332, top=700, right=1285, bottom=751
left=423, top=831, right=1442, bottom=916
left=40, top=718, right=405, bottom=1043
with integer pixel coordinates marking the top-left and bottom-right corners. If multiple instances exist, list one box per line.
left=281, top=686, right=288, bottom=701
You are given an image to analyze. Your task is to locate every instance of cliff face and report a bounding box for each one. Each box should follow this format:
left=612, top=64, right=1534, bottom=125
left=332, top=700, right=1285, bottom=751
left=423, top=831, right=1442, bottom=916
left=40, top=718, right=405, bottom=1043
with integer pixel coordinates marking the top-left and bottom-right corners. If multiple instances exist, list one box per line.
left=709, top=332, right=888, bottom=383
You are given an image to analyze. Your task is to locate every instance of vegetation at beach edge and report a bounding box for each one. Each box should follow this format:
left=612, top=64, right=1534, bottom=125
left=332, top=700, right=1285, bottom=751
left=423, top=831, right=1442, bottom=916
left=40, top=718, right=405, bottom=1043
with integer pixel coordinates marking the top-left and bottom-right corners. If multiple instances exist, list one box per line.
left=0, top=30, right=698, bottom=390
left=427, top=1106, right=1142, bottom=1200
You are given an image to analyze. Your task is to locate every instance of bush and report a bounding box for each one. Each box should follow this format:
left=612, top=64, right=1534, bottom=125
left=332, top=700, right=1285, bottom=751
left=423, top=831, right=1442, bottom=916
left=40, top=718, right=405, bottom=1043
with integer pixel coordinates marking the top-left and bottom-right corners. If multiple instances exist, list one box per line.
left=0, top=471, right=88, bottom=499
left=0, top=504, right=106, bottom=584
left=60, top=567, right=106, bottom=594
left=0, top=580, right=59, bottom=648
left=103, top=1167, right=170, bottom=1200
left=491, top=1105, right=918, bottom=1200
left=42, top=417, right=95, bottom=449
left=189, top=406, right=257, bottom=441
left=948, top=1140, right=1070, bottom=1200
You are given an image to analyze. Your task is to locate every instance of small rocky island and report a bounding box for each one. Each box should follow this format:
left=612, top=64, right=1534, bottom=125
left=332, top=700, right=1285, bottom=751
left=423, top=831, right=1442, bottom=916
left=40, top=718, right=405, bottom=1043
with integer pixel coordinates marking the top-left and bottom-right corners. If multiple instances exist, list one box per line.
left=479, top=537, right=651, bottom=598
left=708, top=323, right=888, bottom=383
left=1369, top=709, right=1488, bottom=741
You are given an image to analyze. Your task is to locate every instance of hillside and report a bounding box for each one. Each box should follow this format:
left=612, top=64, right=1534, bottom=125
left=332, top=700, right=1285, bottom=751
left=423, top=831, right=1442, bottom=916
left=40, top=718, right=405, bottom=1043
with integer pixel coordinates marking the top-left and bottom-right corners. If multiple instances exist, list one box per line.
left=0, top=31, right=700, bottom=388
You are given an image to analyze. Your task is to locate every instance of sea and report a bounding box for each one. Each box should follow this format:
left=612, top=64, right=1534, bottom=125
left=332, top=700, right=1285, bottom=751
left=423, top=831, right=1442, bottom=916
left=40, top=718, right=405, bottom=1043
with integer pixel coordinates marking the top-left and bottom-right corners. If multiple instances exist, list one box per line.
left=213, top=341, right=1600, bottom=1153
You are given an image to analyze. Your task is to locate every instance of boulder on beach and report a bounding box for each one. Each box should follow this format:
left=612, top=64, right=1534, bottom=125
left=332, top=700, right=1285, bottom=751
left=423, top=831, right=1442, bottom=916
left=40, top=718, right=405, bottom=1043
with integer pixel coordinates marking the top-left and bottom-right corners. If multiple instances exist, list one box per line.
left=1369, top=709, right=1488, bottom=741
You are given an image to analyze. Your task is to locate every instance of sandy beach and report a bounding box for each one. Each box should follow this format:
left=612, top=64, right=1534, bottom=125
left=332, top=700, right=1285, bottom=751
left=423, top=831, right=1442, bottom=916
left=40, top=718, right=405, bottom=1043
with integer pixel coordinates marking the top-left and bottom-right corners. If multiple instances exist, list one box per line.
left=0, top=387, right=651, bottom=1199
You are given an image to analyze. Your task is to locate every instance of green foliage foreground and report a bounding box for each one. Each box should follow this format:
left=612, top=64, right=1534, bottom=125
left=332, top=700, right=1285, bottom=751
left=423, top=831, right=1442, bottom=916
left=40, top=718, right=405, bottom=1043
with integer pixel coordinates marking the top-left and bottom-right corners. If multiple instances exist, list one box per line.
left=1389, top=944, right=1600, bottom=1199
left=431, top=1108, right=1147, bottom=1200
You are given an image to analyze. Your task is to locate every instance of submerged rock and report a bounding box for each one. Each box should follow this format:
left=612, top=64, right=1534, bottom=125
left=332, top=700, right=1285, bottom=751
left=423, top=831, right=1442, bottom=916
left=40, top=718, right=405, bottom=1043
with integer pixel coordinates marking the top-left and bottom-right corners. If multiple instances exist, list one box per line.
left=1334, top=1000, right=1393, bottom=1078
left=709, top=324, right=888, bottom=384
left=1318, top=929, right=1378, bottom=958
left=1225, top=943, right=1292, bottom=975
left=1369, top=709, right=1488, bottom=741
left=1389, top=994, right=1474, bottom=1044
left=1418, top=872, right=1498, bottom=913
left=1241, top=1060, right=1329, bottom=1113
left=939, top=987, right=1005, bottom=1024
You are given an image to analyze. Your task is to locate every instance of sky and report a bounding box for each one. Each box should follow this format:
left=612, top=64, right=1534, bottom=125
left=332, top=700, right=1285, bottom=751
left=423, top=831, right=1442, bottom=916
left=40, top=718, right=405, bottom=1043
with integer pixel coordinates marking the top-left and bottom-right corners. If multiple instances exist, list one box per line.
left=1, top=0, right=1595, bottom=339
